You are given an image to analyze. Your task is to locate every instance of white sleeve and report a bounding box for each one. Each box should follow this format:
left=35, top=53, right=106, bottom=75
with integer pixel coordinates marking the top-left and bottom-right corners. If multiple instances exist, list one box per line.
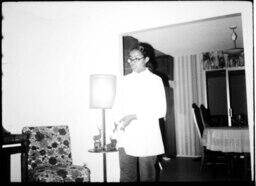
left=155, top=77, right=167, bottom=119
left=158, top=79, right=167, bottom=118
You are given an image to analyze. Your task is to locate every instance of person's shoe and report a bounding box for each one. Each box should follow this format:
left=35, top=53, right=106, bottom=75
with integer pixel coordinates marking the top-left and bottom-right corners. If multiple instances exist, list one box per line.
left=162, top=156, right=171, bottom=161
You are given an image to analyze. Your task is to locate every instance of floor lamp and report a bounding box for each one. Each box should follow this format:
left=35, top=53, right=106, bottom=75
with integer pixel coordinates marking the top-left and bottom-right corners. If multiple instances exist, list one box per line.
left=89, top=74, right=116, bottom=182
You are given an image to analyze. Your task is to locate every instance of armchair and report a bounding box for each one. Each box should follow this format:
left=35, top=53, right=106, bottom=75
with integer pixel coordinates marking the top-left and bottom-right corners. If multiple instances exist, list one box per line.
left=21, top=125, right=90, bottom=182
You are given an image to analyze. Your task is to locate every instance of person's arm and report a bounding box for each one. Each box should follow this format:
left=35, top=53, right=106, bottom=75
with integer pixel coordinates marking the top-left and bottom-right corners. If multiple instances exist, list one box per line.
left=110, top=114, right=137, bottom=141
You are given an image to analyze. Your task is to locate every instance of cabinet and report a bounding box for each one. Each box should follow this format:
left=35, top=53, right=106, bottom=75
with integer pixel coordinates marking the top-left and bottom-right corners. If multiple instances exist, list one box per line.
left=203, top=50, right=247, bottom=127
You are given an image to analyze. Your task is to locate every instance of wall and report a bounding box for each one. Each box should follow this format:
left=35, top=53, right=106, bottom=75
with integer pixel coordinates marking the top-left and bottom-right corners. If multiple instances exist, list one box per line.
left=2, top=2, right=253, bottom=182
left=127, top=13, right=244, bottom=56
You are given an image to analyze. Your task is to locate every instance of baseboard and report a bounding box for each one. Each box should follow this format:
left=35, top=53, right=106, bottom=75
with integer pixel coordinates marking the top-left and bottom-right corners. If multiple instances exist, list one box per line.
left=176, top=154, right=202, bottom=158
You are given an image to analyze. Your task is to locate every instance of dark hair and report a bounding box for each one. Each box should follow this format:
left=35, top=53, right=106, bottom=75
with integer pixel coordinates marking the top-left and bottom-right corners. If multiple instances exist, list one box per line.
left=130, top=42, right=157, bottom=71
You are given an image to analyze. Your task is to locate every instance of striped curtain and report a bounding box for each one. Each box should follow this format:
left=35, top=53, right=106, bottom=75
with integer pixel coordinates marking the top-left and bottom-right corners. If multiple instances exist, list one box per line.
left=174, top=54, right=206, bottom=157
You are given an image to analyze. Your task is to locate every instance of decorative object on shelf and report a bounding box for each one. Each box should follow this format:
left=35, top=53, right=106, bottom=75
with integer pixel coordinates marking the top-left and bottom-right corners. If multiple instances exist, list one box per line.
left=202, top=50, right=244, bottom=70
left=226, top=51, right=244, bottom=67
left=106, top=137, right=117, bottom=151
left=92, top=126, right=102, bottom=152
left=89, top=74, right=116, bottom=182
left=202, top=51, right=226, bottom=70
left=202, top=26, right=244, bottom=70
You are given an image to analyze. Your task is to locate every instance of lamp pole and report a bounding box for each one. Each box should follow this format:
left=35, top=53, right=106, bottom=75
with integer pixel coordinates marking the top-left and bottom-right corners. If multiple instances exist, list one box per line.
left=89, top=74, right=116, bottom=183
left=102, top=108, right=107, bottom=182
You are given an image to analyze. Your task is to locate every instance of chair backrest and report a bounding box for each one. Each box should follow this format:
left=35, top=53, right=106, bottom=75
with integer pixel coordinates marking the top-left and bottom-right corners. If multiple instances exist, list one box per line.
left=22, top=125, right=73, bottom=173
left=192, top=103, right=204, bottom=138
left=200, top=104, right=212, bottom=127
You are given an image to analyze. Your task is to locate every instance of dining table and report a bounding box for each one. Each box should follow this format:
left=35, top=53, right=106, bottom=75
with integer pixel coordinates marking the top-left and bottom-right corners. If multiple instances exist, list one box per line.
left=201, top=126, right=250, bottom=153
left=201, top=126, right=250, bottom=179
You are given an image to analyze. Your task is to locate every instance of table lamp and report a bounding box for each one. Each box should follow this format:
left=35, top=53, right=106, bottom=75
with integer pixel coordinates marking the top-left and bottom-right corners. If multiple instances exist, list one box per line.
left=89, top=74, right=116, bottom=182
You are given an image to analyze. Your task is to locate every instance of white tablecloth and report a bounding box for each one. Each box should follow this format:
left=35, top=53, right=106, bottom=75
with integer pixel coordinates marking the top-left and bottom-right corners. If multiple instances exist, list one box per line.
left=202, top=127, right=250, bottom=153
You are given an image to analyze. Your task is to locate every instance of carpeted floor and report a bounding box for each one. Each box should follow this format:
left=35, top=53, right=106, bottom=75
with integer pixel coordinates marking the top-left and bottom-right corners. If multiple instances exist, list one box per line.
left=158, top=157, right=251, bottom=182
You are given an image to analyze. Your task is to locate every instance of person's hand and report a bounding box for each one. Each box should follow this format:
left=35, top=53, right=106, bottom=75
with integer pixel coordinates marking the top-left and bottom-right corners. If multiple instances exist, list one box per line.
left=119, top=114, right=137, bottom=131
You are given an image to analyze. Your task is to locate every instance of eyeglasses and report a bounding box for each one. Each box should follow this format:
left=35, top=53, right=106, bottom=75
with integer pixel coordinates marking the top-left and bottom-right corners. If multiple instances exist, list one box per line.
left=127, top=57, right=144, bottom=64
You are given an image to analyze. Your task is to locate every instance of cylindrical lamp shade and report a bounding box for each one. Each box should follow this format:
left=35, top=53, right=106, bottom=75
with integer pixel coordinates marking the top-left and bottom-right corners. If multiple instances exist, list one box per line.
left=90, top=74, right=116, bottom=109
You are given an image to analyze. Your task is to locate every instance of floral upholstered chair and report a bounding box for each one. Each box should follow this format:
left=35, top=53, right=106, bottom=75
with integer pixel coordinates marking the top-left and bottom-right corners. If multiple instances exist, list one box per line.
left=21, top=125, right=90, bottom=182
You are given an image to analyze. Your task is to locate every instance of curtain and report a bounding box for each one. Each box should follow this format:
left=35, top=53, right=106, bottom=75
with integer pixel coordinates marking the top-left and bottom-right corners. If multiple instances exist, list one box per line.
left=174, top=54, right=206, bottom=156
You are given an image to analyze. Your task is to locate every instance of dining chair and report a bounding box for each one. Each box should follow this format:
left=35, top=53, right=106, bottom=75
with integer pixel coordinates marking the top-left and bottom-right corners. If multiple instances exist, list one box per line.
left=21, top=125, right=90, bottom=182
left=192, top=103, right=204, bottom=137
left=192, top=103, right=207, bottom=171
left=192, top=103, right=228, bottom=173
left=199, top=104, right=212, bottom=127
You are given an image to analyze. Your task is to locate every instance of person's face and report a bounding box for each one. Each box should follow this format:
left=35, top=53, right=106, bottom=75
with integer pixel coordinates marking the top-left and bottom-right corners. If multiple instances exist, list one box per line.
left=127, top=49, right=149, bottom=73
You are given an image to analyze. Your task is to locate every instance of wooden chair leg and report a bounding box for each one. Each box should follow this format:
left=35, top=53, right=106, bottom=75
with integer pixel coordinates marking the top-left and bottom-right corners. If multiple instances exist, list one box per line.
left=243, top=153, right=250, bottom=179
left=200, top=146, right=206, bottom=172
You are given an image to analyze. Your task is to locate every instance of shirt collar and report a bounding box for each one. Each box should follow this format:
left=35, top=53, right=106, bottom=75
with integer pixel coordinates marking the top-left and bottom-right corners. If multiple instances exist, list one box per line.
left=131, top=68, right=150, bottom=76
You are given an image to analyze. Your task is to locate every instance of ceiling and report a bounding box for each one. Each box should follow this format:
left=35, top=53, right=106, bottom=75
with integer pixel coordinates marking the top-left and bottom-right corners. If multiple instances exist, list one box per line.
left=127, top=13, right=243, bottom=56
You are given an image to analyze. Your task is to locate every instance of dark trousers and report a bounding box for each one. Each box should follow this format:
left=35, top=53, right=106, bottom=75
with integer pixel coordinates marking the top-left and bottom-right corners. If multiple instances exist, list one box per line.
left=118, top=147, right=159, bottom=182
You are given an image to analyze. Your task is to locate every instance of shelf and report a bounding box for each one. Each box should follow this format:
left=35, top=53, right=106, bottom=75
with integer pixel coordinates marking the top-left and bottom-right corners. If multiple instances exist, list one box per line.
left=204, top=66, right=245, bottom=72
left=2, top=146, right=25, bottom=154
left=88, top=149, right=118, bottom=153
left=223, top=48, right=244, bottom=55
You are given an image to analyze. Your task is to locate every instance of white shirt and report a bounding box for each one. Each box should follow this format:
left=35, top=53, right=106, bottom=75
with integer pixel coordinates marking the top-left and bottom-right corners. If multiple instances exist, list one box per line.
left=113, top=69, right=166, bottom=157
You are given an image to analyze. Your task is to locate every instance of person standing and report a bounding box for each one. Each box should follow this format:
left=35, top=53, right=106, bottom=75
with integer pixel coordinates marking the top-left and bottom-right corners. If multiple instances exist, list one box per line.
left=112, top=42, right=166, bottom=182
